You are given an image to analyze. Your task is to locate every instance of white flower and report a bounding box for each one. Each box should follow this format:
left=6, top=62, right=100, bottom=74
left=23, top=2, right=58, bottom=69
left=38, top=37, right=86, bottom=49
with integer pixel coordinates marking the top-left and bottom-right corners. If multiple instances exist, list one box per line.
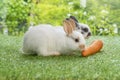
left=88, top=15, right=96, bottom=21
left=74, top=11, right=78, bottom=14
left=68, top=2, right=74, bottom=5
left=99, top=28, right=103, bottom=33
left=114, top=28, right=118, bottom=34
left=113, top=24, right=118, bottom=33
left=104, top=28, right=108, bottom=32
left=83, top=11, right=87, bottom=15
left=113, top=24, right=117, bottom=27
left=80, top=0, right=86, bottom=8
left=3, top=27, right=8, bottom=35
left=67, top=13, right=71, bottom=17
left=101, top=10, right=109, bottom=14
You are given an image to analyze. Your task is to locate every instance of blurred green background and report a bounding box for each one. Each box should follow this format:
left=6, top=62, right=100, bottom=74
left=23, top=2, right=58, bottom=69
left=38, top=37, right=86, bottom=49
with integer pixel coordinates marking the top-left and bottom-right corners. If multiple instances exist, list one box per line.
left=0, top=0, right=120, bottom=36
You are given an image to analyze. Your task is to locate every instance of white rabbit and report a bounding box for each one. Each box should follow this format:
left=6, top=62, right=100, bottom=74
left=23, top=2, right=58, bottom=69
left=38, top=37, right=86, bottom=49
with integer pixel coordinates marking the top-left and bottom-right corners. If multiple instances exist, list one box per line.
left=22, top=19, right=85, bottom=56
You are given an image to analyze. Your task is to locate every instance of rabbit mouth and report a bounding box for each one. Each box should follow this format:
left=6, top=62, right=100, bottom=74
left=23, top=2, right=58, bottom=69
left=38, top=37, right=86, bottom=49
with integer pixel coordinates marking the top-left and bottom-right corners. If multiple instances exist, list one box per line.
left=79, top=44, right=85, bottom=51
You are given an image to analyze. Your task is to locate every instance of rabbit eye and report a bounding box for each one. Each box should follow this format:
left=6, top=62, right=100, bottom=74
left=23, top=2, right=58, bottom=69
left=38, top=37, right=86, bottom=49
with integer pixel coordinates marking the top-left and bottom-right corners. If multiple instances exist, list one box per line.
left=75, top=38, right=79, bottom=42
left=81, top=32, right=84, bottom=34
left=83, top=28, right=88, bottom=32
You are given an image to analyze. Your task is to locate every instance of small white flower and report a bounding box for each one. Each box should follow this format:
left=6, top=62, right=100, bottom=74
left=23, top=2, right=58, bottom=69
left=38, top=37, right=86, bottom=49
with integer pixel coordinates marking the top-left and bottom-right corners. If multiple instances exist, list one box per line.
left=68, top=2, right=74, bottom=5
left=3, top=27, right=8, bottom=35
left=113, top=24, right=117, bottom=27
left=80, top=0, right=86, bottom=8
left=113, top=25, right=118, bottom=34
left=67, top=13, right=71, bottom=17
left=112, top=24, right=118, bottom=33
left=88, top=15, right=96, bottom=21
left=101, top=10, right=109, bottom=14
left=83, top=11, right=87, bottom=15
left=104, top=28, right=108, bottom=32
left=114, top=28, right=118, bottom=34
left=99, top=28, right=103, bottom=33
left=74, top=11, right=78, bottom=14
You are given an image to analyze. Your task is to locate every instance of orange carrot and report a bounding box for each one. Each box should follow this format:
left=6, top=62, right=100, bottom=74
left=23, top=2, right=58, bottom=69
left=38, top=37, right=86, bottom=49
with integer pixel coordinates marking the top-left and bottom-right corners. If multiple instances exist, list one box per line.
left=82, top=40, right=103, bottom=57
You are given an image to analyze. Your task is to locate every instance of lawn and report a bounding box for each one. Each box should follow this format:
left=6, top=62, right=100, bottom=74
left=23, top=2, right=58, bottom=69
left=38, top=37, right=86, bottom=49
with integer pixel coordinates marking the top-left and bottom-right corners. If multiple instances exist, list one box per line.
left=0, top=34, right=120, bottom=80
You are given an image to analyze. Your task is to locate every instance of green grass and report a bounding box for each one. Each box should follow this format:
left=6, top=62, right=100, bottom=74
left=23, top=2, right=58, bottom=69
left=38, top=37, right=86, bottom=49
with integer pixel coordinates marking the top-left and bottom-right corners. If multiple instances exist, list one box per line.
left=0, top=34, right=120, bottom=80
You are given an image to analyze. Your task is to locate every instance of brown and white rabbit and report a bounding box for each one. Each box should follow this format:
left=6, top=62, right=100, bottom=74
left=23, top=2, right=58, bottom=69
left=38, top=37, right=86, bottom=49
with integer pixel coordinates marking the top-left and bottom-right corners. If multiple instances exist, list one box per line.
left=22, top=19, right=86, bottom=56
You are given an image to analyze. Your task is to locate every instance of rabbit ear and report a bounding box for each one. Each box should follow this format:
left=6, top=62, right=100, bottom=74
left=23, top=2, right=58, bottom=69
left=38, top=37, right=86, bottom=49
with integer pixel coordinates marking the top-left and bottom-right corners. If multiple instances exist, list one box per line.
left=69, top=16, right=78, bottom=22
left=69, top=18, right=76, bottom=30
left=69, top=16, right=79, bottom=27
left=63, top=20, right=73, bottom=35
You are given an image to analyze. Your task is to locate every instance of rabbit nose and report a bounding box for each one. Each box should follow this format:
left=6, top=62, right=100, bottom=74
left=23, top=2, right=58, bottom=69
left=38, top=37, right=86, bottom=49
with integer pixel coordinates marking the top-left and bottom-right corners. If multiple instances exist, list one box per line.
left=87, top=32, right=91, bottom=36
left=79, top=44, right=85, bottom=51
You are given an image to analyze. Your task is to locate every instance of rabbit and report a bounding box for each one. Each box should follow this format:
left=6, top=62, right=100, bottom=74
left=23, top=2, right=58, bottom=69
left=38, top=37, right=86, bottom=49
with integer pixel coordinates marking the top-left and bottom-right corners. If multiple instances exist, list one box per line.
left=69, top=16, right=91, bottom=39
left=22, top=19, right=86, bottom=56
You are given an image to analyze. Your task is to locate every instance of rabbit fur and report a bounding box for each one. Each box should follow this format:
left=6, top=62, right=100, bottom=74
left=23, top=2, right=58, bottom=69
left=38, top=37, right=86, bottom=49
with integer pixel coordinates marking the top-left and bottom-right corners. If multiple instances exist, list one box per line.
left=22, top=19, right=85, bottom=56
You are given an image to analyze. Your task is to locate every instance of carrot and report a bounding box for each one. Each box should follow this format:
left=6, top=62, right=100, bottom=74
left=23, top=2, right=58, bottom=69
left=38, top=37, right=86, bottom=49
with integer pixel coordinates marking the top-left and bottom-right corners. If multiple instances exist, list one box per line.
left=82, top=40, right=103, bottom=57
